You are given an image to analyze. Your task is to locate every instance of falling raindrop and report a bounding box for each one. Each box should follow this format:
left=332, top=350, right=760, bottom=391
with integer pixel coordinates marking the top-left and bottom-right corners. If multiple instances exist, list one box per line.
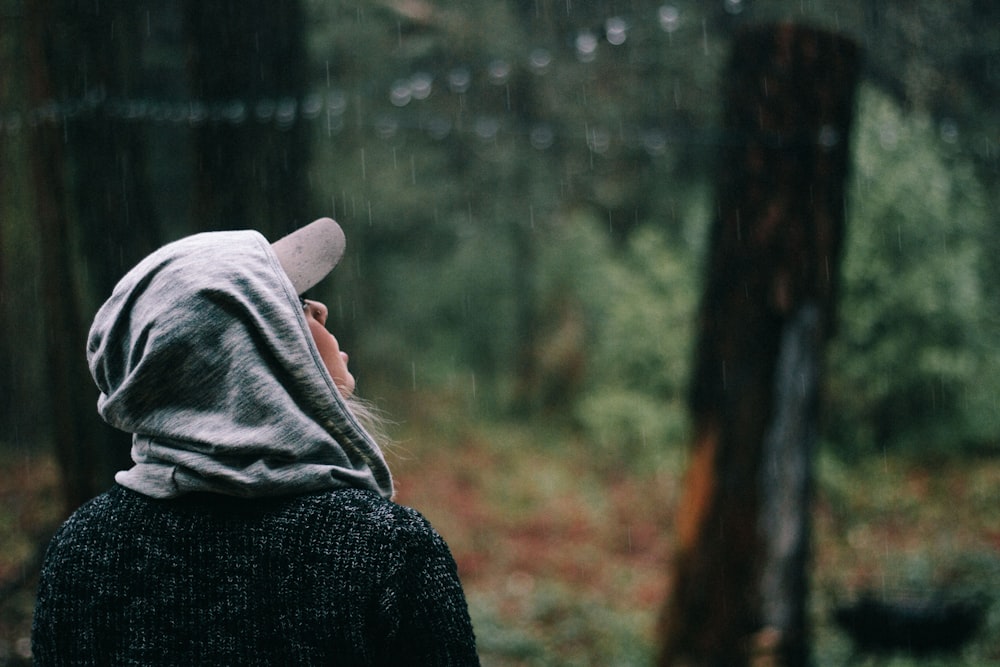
left=390, top=80, right=412, bottom=107
left=587, top=125, right=610, bottom=154
left=410, top=72, right=433, bottom=100
left=575, top=31, right=598, bottom=62
left=658, top=5, right=680, bottom=33
left=605, top=17, right=628, bottom=46
left=187, top=102, right=207, bottom=126
left=488, top=59, right=511, bottom=86
left=474, top=116, right=500, bottom=141
left=448, top=66, right=471, bottom=93
left=224, top=100, right=247, bottom=125
left=326, top=90, right=347, bottom=115
left=275, top=98, right=297, bottom=130
left=301, top=93, right=323, bottom=119
left=939, top=118, right=959, bottom=143
left=528, top=48, right=552, bottom=74
left=529, top=124, right=554, bottom=150
left=374, top=114, right=398, bottom=139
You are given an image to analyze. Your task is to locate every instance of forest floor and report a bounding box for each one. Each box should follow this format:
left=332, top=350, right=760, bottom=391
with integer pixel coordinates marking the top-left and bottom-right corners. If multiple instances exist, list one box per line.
left=2, top=407, right=999, bottom=666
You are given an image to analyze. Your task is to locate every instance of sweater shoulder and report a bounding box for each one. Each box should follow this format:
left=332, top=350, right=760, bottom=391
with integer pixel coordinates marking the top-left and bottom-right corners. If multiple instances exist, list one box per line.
left=52, top=484, right=441, bottom=549
left=35, top=487, right=476, bottom=666
left=282, top=487, right=445, bottom=543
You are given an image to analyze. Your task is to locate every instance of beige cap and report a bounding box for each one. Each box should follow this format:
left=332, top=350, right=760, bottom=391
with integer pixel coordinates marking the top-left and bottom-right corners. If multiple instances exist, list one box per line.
left=271, top=217, right=346, bottom=294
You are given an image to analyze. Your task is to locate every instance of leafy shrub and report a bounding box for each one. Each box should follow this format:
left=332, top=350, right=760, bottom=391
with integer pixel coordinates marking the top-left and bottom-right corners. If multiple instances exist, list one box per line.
left=827, top=86, right=997, bottom=452
left=532, top=216, right=701, bottom=463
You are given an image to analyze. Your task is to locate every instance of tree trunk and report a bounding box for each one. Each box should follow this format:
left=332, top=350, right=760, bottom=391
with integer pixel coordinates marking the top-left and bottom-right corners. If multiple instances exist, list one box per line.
left=61, top=1, right=167, bottom=485
left=183, top=0, right=310, bottom=239
left=658, top=24, right=860, bottom=667
left=24, top=0, right=110, bottom=512
left=0, top=22, right=12, bottom=433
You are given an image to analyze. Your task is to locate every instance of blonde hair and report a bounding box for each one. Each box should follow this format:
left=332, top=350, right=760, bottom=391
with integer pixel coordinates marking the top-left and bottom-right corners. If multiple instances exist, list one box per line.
left=341, top=393, right=394, bottom=452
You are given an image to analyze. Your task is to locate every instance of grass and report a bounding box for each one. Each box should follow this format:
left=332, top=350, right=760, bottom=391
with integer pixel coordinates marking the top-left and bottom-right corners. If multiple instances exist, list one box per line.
left=2, top=401, right=999, bottom=666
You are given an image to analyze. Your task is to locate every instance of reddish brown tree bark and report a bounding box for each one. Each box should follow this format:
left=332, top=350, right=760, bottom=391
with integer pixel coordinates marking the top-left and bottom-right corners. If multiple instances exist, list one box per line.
left=658, top=24, right=860, bottom=667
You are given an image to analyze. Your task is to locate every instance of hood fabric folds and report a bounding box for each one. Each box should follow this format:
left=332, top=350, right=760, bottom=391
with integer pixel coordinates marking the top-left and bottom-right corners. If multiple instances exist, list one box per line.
left=87, top=230, right=394, bottom=500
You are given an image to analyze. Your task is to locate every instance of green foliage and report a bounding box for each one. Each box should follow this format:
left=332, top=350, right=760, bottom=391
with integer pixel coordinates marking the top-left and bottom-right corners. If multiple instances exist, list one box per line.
left=299, top=2, right=1000, bottom=463
left=6, top=0, right=999, bottom=455
left=827, top=86, right=998, bottom=452
left=303, top=1, right=1000, bottom=460
left=554, top=217, right=701, bottom=460
left=469, top=584, right=653, bottom=666
left=302, top=0, right=723, bottom=389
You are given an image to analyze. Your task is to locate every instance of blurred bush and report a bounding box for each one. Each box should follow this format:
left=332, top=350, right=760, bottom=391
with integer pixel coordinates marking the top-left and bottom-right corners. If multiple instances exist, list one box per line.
left=469, top=582, right=652, bottom=667
left=827, top=86, right=999, bottom=453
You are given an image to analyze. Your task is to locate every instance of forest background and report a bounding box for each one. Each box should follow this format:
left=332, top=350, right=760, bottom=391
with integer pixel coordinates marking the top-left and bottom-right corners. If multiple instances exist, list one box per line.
left=1, top=0, right=999, bottom=664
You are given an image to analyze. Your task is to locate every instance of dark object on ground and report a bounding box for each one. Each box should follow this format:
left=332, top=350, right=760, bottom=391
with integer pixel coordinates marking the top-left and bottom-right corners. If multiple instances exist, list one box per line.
left=833, top=591, right=988, bottom=656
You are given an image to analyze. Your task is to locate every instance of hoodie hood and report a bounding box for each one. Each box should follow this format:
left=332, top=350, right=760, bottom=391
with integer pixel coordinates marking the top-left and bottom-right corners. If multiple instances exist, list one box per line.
left=87, top=229, right=394, bottom=499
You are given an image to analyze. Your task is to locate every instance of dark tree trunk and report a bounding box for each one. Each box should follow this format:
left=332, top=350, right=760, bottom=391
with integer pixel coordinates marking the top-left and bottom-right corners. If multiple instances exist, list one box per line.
left=24, top=0, right=111, bottom=512
left=56, top=1, right=163, bottom=297
left=50, top=0, right=164, bottom=494
left=183, top=0, right=310, bottom=240
left=21, top=0, right=174, bottom=509
left=658, top=24, right=860, bottom=667
left=0, top=22, right=12, bottom=433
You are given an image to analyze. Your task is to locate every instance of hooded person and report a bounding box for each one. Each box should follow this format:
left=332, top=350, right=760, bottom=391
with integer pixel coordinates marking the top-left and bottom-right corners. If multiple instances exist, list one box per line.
left=31, top=218, right=480, bottom=666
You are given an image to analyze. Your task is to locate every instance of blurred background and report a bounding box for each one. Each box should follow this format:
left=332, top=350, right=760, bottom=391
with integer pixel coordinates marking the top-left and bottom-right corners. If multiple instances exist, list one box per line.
left=1, top=0, right=999, bottom=664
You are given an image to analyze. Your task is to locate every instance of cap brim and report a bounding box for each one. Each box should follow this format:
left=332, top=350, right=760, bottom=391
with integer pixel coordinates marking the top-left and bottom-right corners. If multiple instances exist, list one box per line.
left=271, top=217, right=346, bottom=294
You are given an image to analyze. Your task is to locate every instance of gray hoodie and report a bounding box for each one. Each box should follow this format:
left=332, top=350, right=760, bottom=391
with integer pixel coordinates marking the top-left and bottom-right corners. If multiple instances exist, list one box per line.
left=86, top=229, right=394, bottom=499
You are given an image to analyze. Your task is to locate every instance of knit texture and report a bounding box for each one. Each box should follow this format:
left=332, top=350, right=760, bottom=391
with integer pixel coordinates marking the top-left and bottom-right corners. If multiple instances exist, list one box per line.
left=32, top=485, right=480, bottom=666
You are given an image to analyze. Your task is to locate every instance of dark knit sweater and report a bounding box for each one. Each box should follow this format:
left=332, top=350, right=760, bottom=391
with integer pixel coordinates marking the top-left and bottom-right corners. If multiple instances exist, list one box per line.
left=32, top=485, right=480, bottom=666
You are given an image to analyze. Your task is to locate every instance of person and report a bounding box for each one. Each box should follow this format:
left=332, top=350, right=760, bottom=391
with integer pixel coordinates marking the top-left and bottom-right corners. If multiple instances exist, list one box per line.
left=31, top=218, right=480, bottom=666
